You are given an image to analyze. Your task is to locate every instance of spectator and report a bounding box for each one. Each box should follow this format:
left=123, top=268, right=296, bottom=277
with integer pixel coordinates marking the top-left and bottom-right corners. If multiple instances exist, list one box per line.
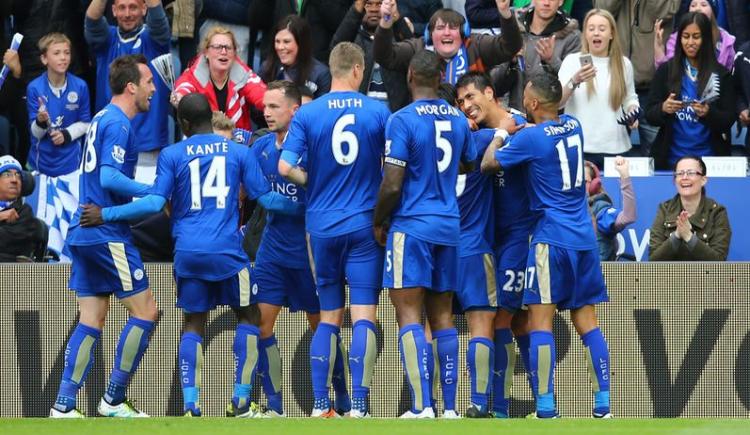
left=85, top=0, right=171, bottom=183
left=330, top=0, right=415, bottom=110
left=558, top=9, right=638, bottom=168
left=595, top=0, right=681, bottom=158
left=261, top=15, right=331, bottom=99
left=655, top=0, right=735, bottom=71
left=167, top=0, right=204, bottom=71
left=734, top=40, right=750, bottom=154
left=676, top=0, right=749, bottom=47
left=466, top=1, right=574, bottom=33
left=585, top=156, right=636, bottom=261
left=649, top=155, right=730, bottom=261
left=0, top=156, right=46, bottom=262
left=374, top=0, right=522, bottom=110
left=398, top=0, right=443, bottom=36
left=173, top=26, right=267, bottom=131
left=198, top=0, right=252, bottom=65
left=646, top=12, right=735, bottom=169
left=0, top=39, right=23, bottom=159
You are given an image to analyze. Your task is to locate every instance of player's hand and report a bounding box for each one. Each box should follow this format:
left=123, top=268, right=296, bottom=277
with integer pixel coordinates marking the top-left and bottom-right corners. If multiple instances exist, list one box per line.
left=373, top=223, right=388, bottom=247
left=676, top=210, right=693, bottom=242
left=499, top=114, right=521, bottom=134
left=691, top=101, right=709, bottom=118
left=380, top=0, right=397, bottom=29
left=573, top=63, right=596, bottom=86
left=496, top=0, right=512, bottom=19
left=36, top=97, right=50, bottom=125
left=0, top=208, right=20, bottom=223
left=614, top=156, right=630, bottom=178
left=535, top=35, right=556, bottom=63
left=740, top=109, right=750, bottom=126
left=80, top=204, right=105, bottom=227
left=50, top=130, right=65, bottom=146
left=3, top=49, right=21, bottom=79
left=170, top=91, right=183, bottom=108
left=662, top=93, right=684, bottom=115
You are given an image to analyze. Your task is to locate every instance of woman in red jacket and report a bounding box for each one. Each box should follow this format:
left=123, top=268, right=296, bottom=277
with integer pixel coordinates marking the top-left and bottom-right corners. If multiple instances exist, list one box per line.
left=172, top=26, right=267, bottom=131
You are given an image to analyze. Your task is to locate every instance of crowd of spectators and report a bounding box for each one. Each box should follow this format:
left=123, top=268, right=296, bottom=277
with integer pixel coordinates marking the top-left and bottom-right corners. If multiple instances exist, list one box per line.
left=0, top=0, right=747, bottom=262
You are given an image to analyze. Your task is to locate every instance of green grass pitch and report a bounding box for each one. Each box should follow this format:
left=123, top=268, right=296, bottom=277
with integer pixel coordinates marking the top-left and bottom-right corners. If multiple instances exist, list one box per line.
left=2, top=418, right=749, bottom=435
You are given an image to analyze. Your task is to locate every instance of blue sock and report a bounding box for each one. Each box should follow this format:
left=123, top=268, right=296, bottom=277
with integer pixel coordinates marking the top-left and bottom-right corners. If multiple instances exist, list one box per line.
left=332, top=334, right=350, bottom=412
left=515, top=333, right=533, bottom=396
left=54, top=323, right=101, bottom=412
left=468, top=337, right=494, bottom=412
left=582, top=327, right=611, bottom=414
left=350, top=319, right=377, bottom=414
left=310, top=322, right=338, bottom=410
left=426, top=341, right=437, bottom=410
left=232, top=324, right=260, bottom=409
left=529, top=330, right=556, bottom=418
left=258, top=335, right=283, bottom=413
left=105, top=317, right=155, bottom=405
left=399, top=324, right=432, bottom=412
left=179, top=332, right=202, bottom=413
left=433, top=328, right=458, bottom=412
left=492, top=329, right=514, bottom=416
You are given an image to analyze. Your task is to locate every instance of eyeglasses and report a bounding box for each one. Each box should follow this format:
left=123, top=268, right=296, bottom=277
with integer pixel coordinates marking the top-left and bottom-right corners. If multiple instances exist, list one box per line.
left=673, top=169, right=704, bottom=178
left=0, top=171, right=21, bottom=179
left=208, top=44, right=235, bottom=53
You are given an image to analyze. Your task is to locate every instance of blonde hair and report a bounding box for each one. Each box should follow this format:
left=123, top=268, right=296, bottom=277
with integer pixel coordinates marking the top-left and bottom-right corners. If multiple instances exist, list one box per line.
left=211, top=111, right=235, bottom=133
left=329, top=42, right=364, bottom=79
left=201, top=26, right=239, bottom=54
left=38, top=32, right=71, bottom=54
left=580, top=9, right=627, bottom=111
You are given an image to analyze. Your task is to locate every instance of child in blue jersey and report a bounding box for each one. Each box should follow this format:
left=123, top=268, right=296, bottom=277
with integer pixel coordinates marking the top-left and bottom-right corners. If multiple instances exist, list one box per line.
left=278, top=43, right=390, bottom=418
left=455, top=71, right=534, bottom=419
left=51, top=55, right=157, bottom=419
left=484, top=71, right=611, bottom=419
left=78, top=93, right=303, bottom=418
left=373, top=50, right=476, bottom=419
left=27, top=33, right=91, bottom=177
left=84, top=0, right=170, bottom=158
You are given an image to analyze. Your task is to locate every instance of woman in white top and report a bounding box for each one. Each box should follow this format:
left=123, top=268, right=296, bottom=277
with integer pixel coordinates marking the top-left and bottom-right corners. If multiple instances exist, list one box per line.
left=558, top=9, right=639, bottom=169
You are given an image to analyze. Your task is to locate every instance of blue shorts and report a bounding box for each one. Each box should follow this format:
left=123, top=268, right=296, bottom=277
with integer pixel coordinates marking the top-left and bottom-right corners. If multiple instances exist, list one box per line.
left=175, top=265, right=254, bottom=313
left=455, top=252, right=498, bottom=312
left=252, top=261, right=319, bottom=313
left=495, top=239, right=529, bottom=313
left=68, top=242, right=149, bottom=299
left=523, top=243, right=608, bottom=310
left=307, top=227, right=384, bottom=311
left=383, top=231, right=457, bottom=293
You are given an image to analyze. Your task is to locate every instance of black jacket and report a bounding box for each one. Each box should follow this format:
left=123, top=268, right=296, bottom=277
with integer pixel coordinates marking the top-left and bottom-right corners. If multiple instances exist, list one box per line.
left=734, top=41, right=750, bottom=148
left=330, top=5, right=414, bottom=111
left=645, top=62, right=736, bottom=169
left=0, top=201, right=45, bottom=262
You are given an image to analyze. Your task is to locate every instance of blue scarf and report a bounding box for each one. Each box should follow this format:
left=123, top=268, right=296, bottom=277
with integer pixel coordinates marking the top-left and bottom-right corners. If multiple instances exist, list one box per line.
left=443, top=45, right=469, bottom=85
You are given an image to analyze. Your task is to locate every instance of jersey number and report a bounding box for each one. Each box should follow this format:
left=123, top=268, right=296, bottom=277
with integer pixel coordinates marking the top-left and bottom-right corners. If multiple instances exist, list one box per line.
left=332, top=114, right=358, bottom=165
left=188, top=156, right=230, bottom=210
left=554, top=134, right=583, bottom=191
left=435, top=120, right=452, bottom=173
left=82, top=121, right=99, bottom=173
left=502, top=270, right=524, bottom=293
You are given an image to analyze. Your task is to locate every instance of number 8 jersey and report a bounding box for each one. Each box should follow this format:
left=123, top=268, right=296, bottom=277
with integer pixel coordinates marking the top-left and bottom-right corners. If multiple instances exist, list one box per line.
left=385, top=98, right=476, bottom=246
left=494, top=114, right=597, bottom=250
left=283, top=91, right=391, bottom=237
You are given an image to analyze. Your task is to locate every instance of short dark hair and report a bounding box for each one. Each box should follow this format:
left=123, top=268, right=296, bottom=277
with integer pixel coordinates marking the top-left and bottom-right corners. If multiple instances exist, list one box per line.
left=109, top=54, right=148, bottom=95
left=428, top=9, right=466, bottom=38
left=528, top=70, right=562, bottom=106
left=455, top=71, right=494, bottom=95
left=177, top=93, right=213, bottom=128
left=267, top=80, right=302, bottom=106
left=437, top=83, right=457, bottom=105
left=408, top=50, right=442, bottom=89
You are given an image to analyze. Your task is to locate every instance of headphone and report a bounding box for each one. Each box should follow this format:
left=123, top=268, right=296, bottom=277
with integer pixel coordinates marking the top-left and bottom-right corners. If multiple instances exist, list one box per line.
left=423, top=19, right=472, bottom=46
left=584, top=161, right=602, bottom=196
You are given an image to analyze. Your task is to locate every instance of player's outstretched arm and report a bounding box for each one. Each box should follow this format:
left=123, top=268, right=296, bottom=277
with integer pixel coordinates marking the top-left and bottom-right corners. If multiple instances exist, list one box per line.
left=373, top=163, right=406, bottom=246
left=257, top=191, right=305, bottom=216
left=480, top=135, right=505, bottom=174
left=79, top=195, right=167, bottom=227
left=100, top=165, right=152, bottom=198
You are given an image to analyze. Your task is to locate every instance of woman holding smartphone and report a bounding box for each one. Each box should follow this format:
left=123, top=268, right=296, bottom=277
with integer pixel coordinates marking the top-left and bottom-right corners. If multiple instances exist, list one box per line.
left=557, top=9, right=639, bottom=169
left=645, top=12, right=735, bottom=170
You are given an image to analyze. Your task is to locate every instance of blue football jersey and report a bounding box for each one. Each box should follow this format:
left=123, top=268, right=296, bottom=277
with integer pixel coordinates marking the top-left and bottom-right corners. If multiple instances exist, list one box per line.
left=67, top=104, right=139, bottom=245
left=495, top=114, right=597, bottom=250
left=283, top=90, right=390, bottom=237
left=386, top=99, right=477, bottom=246
left=253, top=133, right=308, bottom=269
left=457, top=128, right=495, bottom=257
left=151, top=133, right=270, bottom=280
left=92, top=26, right=169, bottom=152
left=26, top=72, right=91, bottom=176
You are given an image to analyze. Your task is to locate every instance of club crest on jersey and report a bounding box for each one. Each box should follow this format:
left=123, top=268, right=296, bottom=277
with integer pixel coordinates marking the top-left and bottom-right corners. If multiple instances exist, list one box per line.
left=133, top=38, right=142, bottom=49
left=133, top=269, right=144, bottom=281
left=252, top=283, right=259, bottom=295
left=112, top=145, right=126, bottom=164
left=67, top=92, right=78, bottom=103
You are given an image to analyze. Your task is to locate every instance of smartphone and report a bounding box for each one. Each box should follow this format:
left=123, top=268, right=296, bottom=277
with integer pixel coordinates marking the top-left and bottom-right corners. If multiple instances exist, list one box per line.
left=579, top=54, right=593, bottom=67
